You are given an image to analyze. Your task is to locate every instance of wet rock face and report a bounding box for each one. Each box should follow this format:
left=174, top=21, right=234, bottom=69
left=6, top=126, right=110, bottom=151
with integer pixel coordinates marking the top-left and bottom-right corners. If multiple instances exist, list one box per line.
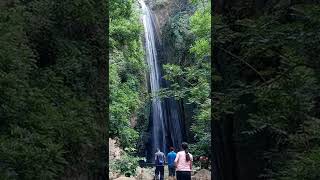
left=144, top=0, right=186, bottom=34
left=150, top=0, right=171, bottom=31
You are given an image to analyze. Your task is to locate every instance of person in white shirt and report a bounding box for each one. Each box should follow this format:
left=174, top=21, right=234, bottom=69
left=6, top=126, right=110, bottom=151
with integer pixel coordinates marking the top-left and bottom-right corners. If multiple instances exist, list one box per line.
left=174, top=142, right=193, bottom=180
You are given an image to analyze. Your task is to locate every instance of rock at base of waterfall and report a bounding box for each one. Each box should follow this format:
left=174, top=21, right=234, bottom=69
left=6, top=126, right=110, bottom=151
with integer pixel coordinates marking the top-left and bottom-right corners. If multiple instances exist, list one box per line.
left=113, top=177, right=136, bottom=180
left=191, top=169, right=211, bottom=180
left=109, top=172, right=121, bottom=180
left=135, top=167, right=154, bottom=180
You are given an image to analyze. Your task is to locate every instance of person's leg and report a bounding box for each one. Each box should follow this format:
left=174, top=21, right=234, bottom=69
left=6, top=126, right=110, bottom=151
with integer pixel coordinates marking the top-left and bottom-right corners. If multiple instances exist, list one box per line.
left=180, top=171, right=186, bottom=180
left=176, top=171, right=181, bottom=180
left=155, top=166, right=159, bottom=180
left=168, top=167, right=172, bottom=180
left=179, top=171, right=191, bottom=180
left=184, top=171, right=191, bottom=180
left=160, top=166, right=164, bottom=180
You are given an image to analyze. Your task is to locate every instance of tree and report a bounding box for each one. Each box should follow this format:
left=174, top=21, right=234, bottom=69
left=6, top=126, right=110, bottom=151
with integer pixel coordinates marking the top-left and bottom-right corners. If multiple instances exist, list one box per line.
left=213, top=2, right=320, bottom=179
left=0, top=0, right=107, bottom=178
left=161, top=0, right=211, bottom=158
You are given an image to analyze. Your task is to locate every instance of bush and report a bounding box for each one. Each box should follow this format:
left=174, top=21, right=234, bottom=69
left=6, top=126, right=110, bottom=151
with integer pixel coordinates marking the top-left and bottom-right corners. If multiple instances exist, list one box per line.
left=110, top=153, right=141, bottom=177
left=278, top=147, right=320, bottom=180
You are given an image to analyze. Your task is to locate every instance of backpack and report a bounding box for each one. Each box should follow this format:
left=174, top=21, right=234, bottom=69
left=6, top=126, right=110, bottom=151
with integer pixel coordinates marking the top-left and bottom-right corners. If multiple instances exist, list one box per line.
left=156, top=153, right=164, bottom=165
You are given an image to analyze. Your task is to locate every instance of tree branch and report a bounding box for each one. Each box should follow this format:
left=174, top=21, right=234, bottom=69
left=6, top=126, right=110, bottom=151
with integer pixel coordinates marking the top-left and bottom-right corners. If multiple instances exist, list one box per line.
left=258, top=63, right=310, bottom=87
left=217, top=46, right=266, bottom=82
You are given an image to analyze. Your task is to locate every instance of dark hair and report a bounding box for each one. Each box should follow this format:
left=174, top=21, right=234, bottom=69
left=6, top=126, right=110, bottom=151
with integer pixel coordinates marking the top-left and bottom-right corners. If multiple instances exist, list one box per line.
left=181, top=142, right=190, bottom=162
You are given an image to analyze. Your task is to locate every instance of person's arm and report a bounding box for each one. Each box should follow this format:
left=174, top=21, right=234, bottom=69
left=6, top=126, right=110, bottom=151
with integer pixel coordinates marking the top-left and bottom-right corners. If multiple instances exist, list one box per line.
left=174, top=153, right=179, bottom=167
left=190, top=154, right=193, bottom=170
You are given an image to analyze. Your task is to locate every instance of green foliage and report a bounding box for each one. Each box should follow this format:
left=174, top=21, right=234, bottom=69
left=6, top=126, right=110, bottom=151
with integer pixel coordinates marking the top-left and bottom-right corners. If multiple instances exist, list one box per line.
left=163, top=12, right=193, bottom=63
left=190, top=6, right=211, bottom=39
left=109, top=0, right=147, bottom=176
left=110, top=153, right=141, bottom=177
left=109, top=0, right=133, bottom=19
left=189, top=132, right=211, bottom=156
left=0, top=0, right=106, bottom=178
left=213, top=2, right=320, bottom=179
left=278, top=147, right=320, bottom=180
left=161, top=0, right=211, bottom=158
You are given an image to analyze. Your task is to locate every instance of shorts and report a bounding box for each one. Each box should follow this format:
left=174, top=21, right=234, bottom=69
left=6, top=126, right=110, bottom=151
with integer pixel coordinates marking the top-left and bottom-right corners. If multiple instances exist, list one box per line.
left=168, top=166, right=176, bottom=176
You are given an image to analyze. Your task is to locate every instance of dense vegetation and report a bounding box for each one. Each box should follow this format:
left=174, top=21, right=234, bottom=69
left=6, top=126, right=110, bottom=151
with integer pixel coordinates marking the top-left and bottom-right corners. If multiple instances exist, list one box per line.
left=0, top=0, right=107, bottom=179
left=213, top=1, right=320, bottom=179
left=160, top=0, right=211, bottom=157
left=109, top=0, right=212, bottom=176
left=3, top=0, right=319, bottom=179
left=109, top=0, right=148, bottom=176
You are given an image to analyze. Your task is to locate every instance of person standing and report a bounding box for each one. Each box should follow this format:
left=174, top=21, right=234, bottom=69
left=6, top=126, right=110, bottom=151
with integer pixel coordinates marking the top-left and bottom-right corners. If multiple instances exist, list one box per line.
left=167, top=147, right=177, bottom=180
left=174, top=142, right=193, bottom=180
left=155, top=148, right=165, bottom=180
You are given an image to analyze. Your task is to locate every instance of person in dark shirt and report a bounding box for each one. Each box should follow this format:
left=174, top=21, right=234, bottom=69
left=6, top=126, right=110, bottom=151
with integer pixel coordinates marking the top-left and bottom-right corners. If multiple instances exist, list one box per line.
left=154, top=148, right=165, bottom=180
left=167, top=147, right=177, bottom=180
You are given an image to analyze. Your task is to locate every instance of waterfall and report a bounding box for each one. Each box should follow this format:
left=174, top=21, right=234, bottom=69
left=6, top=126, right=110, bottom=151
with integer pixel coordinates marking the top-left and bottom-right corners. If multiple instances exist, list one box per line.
left=140, top=0, right=166, bottom=155
left=139, top=0, right=184, bottom=160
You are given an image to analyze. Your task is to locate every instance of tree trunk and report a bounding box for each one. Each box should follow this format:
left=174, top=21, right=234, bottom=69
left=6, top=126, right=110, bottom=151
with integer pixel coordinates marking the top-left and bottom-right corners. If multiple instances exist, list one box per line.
left=94, top=1, right=108, bottom=179
left=212, top=113, right=239, bottom=180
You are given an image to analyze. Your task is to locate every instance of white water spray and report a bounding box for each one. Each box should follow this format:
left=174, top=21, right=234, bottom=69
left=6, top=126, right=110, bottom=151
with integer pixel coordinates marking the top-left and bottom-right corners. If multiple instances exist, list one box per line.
left=139, top=0, right=166, bottom=154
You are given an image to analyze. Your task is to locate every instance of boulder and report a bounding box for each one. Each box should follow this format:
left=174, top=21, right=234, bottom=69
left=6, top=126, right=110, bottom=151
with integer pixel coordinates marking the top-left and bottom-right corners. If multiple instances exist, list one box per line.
left=135, top=167, right=154, bottom=180
left=109, top=138, right=122, bottom=160
left=109, top=171, right=121, bottom=180
left=191, top=169, right=211, bottom=180
left=114, top=177, right=136, bottom=180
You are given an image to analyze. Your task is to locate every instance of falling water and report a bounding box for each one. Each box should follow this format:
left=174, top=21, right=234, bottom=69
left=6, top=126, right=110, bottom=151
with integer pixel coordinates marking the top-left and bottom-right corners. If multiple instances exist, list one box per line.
left=139, top=0, right=184, bottom=160
left=139, top=0, right=166, bottom=155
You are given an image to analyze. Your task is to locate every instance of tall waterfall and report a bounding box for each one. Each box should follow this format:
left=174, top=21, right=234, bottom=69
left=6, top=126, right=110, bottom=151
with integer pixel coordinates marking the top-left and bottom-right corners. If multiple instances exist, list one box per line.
left=140, top=0, right=166, bottom=155
left=139, top=0, right=184, bottom=160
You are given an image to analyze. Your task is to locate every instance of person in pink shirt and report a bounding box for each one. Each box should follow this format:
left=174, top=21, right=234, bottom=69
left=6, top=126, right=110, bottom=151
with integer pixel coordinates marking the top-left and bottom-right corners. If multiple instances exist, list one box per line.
left=174, top=142, right=193, bottom=180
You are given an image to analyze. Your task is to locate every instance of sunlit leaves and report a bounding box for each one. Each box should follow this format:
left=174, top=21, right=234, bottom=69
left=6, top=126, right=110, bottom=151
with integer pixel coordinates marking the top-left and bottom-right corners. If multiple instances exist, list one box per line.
left=110, top=18, right=142, bottom=45
left=163, top=64, right=184, bottom=81
left=190, top=39, right=210, bottom=59
left=109, top=0, right=134, bottom=19
left=109, top=0, right=147, bottom=160
left=190, top=5, right=211, bottom=38
left=110, top=152, right=141, bottom=177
